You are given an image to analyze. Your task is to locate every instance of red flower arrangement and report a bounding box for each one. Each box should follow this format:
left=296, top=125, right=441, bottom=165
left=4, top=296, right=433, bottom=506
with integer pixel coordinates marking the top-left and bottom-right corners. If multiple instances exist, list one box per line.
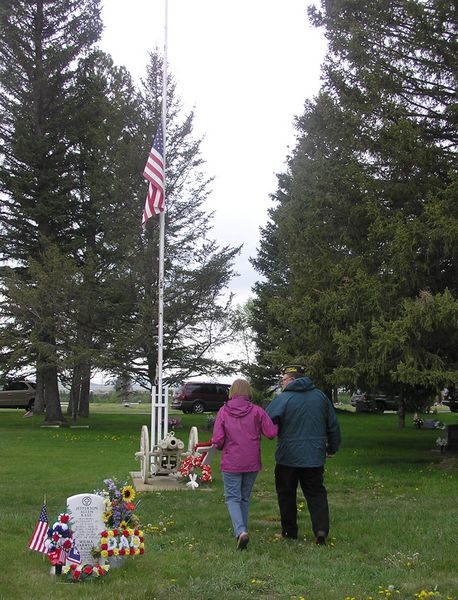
left=63, top=563, right=109, bottom=582
left=179, top=454, right=212, bottom=484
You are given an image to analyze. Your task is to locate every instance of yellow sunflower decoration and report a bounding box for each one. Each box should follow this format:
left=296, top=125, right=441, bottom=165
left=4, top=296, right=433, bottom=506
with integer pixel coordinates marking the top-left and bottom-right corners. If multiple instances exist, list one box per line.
left=121, top=485, right=136, bottom=501
left=102, top=510, right=113, bottom=523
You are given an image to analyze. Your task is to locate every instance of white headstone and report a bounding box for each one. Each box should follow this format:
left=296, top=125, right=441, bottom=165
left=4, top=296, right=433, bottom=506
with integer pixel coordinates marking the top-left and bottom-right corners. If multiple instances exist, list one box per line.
left=67, top=493, right=105, bottom=565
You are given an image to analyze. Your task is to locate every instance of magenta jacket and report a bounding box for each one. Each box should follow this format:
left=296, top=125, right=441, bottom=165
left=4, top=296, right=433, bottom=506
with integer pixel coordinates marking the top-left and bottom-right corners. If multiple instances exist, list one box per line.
left=211, top=395, right=278, bottom=473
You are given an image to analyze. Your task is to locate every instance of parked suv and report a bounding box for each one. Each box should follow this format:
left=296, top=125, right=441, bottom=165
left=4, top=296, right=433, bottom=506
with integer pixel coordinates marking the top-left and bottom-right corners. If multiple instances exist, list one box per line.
left=351, top=391, right=399, bottom=413
left=172, top=382, right=230, bottom=414
left=0, top=380, right=36, bottom=410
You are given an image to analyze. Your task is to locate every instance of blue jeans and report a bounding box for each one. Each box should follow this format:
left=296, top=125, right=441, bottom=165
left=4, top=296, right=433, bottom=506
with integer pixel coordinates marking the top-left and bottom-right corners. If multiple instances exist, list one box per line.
left=222, top=471, right=258, bottom=538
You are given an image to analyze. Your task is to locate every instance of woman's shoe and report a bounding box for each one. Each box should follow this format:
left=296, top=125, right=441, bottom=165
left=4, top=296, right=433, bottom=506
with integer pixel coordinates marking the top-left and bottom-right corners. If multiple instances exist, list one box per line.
left=237, top=532, right=249, bottom=550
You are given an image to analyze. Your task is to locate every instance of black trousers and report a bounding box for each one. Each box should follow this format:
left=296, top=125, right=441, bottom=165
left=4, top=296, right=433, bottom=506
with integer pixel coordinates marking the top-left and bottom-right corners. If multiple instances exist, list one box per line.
left=274, top=463, right=329, bottom=539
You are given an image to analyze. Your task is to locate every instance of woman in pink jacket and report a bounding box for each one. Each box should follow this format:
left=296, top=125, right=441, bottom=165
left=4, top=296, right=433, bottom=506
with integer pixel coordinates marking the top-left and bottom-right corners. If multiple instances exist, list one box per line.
left=212, top=378, right=278, bottom=550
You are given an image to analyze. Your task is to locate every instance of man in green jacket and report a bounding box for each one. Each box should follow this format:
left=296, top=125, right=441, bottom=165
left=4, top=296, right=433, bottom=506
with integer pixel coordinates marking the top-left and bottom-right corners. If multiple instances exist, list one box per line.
left=266, top=366, right=341, bottom=544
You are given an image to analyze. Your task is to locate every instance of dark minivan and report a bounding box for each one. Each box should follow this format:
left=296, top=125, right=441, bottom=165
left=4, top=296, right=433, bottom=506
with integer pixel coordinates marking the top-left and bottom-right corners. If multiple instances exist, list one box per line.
left=172, top=382, right=230, bottom=414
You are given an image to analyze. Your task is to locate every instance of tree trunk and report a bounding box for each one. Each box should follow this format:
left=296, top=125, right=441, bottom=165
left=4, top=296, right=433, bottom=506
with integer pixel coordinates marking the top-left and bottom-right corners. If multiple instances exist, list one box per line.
left=397, top=397, right=406, bottom=428
left=33, top=367, right=46, bottom=415
left=115, top=372, right=132, bottom=403
left=78, top=363, right=91, bottom=418
left=68, top=366, right=82, bottom=419
left=43, top=365, right=64, bottom=423
left=69, top=362, right=91, bottom=418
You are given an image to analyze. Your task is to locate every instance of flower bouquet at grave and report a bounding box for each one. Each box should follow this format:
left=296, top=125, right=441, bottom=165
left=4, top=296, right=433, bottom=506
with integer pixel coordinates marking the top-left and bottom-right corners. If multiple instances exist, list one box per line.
left=62, top=562, right=109, bottom=583
left=92, top=478, right=144, bottom=560
left=44, top=512, right=76, bottom=569
left=96, top=478, right=140, bottom=529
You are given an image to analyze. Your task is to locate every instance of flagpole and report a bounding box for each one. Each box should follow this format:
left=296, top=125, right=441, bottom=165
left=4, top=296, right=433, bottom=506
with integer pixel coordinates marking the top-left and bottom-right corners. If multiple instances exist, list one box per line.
left=155, top=0, right=167, bottom=448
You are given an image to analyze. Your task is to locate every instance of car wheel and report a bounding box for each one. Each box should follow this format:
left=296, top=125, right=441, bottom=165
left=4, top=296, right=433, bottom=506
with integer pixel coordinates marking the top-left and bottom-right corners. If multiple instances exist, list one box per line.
left=27, top=399, right=35, bottom=411
left=375, top=402, right=385, bottom=413
left=193, top=401, right=205, bottom=414
left=450, top=407, right=458, bottom=413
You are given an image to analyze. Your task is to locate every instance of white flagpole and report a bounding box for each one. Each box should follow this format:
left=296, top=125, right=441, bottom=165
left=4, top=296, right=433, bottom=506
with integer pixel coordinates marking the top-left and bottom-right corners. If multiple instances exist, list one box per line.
left=153, top=0, right=168, bottom=451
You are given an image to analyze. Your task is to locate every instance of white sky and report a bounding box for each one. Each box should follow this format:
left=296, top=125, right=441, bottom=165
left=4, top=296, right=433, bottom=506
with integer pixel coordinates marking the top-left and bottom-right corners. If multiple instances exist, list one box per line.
left=100, top=0, right=327, bottom=306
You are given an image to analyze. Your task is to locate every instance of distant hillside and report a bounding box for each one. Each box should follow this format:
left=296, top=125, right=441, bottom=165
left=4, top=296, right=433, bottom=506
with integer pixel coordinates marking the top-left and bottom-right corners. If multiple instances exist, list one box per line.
left=90, top=383, right=115, bottom=394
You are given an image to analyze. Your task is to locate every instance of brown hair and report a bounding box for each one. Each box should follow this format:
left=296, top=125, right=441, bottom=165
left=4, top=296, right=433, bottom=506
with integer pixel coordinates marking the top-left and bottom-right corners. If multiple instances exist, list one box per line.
left=229, top=378, right=252, bottom=399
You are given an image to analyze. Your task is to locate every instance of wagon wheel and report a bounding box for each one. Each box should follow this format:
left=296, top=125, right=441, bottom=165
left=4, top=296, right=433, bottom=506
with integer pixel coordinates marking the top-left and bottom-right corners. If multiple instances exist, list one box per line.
left=188, top=426, right=199, bottom=453
left=139, top=425, right=150, bottom=483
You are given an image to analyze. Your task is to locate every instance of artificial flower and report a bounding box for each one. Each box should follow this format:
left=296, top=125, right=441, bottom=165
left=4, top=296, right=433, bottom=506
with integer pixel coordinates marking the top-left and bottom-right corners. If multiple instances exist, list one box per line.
left=121, top=485, right=136, bottom=501
left=179, top=454, right=213, bottom=484
left=93, top=477, right=144, bottom=560
left=64, top=563, right=109, bottom=583
left=45, top=512, right=75, bottom=565
left=102, top=511, right=112, bottom=523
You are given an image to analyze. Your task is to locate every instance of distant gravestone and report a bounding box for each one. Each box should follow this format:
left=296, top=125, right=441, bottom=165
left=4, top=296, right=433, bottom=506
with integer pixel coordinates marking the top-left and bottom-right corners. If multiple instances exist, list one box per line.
left=67, top=493, right=105, bottom=565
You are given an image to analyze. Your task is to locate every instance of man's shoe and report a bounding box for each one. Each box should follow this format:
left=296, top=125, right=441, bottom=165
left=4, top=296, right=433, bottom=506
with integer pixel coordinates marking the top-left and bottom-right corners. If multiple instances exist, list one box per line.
left=315, top=531, right=327, bottom=545
left=281, top=531, right=298, bottom=540
left=237, top=532, right=249, bottom=550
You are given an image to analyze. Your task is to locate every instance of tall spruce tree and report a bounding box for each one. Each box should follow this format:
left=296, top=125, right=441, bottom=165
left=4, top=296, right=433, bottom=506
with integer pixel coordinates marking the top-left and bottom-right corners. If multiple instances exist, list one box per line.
left=102, top=52, right=241, bottom=388
left=0, top=0, right=103, bottom=421
left=251, top=0, right=457, bottom=418
left=62, top=51, right=144, bottom=417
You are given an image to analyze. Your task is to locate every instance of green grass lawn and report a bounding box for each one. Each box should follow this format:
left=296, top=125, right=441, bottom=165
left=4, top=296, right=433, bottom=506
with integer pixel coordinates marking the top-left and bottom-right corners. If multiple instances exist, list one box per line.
left=1, top=407, right=457, bottom=600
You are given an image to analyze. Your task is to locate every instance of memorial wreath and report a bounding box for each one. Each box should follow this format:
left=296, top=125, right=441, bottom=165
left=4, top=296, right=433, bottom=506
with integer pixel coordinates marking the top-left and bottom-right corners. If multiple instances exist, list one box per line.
left=44, top=512, right=77, bottom=566
left=179, top=453, right=212, bottom=487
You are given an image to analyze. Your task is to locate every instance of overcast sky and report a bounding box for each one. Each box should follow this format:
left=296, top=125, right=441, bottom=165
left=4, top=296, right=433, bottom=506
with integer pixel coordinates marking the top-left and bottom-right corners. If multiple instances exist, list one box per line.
left=100, top=0, right=327, bottom=306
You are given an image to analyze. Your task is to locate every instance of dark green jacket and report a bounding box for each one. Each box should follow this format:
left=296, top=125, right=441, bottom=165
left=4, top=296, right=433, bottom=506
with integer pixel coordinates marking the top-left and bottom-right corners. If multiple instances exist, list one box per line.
left=266, top=377, right=341, bottom=467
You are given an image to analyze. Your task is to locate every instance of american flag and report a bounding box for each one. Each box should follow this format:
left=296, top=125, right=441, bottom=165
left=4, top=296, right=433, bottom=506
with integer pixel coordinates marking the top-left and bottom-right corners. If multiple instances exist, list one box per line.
left=67, top=542, right=82, bottom=565
left=28, top=502, right=48, bottom=553
left=142, top=122, right=165, bottom=225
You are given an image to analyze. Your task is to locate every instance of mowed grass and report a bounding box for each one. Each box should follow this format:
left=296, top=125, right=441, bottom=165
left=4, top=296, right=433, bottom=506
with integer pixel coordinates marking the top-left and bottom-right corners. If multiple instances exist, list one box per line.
left=0, top=406, right=457, bottom=600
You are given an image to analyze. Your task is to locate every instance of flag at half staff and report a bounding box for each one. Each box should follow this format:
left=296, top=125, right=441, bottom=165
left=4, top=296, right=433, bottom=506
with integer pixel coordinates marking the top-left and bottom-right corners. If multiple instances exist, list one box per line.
left=28, top=502, right=48, bottom=553
left=142, top=122, right=165, bottom=224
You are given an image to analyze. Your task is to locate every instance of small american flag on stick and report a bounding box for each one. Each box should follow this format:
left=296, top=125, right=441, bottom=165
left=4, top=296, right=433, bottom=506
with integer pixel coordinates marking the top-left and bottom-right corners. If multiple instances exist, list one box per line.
left=28, top=502, right=48, bottom=553
left=142, top=122, right=165, bottom=225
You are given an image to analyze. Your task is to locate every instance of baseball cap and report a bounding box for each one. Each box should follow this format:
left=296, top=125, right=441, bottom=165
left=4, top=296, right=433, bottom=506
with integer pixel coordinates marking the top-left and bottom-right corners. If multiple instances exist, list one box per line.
left=282, top=364, right=305, bottom=376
